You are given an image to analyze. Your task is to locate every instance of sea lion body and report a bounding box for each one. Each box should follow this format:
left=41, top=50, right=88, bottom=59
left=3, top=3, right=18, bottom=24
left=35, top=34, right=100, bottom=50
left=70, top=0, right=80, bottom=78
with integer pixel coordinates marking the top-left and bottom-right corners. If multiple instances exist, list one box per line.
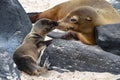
left=57, top=6, right=120, bottom=45
left=29, top=0, right=120, bottom=45
left=13, top=18, right=58, bottom=75
left=29, top=0, right=120, bottom=23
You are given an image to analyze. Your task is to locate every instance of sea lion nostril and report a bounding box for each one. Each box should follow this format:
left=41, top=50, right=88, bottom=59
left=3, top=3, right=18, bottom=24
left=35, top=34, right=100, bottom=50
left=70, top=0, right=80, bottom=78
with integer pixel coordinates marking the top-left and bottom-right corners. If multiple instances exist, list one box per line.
left=50, top=21, right=58, bottom=27
left=54, top=22, right=58, bottom=26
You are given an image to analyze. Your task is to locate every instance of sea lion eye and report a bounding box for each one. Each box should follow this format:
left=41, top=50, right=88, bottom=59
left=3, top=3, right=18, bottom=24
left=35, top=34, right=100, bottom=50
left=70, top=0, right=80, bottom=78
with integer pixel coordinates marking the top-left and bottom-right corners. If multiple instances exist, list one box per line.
left=70, top=18, right=78, bottom=24
left=70, top=16, right=79, bottom=23
left=70, top=18, right=77, bottom=22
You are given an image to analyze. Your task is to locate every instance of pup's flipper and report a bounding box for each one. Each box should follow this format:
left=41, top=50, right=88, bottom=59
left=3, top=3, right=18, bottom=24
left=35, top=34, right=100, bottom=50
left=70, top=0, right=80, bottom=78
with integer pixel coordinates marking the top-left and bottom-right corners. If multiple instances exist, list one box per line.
left=43, top=56, right=51, bottom=69
left=37, top=40, right=53, bottom=47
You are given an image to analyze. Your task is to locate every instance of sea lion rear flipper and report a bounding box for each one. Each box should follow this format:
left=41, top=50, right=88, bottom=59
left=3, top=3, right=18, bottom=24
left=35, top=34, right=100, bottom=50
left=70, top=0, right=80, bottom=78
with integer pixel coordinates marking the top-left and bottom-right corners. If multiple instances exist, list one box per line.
left=14, top=56, right=48, bottom=76
left=43, top=56, right=51, bottom=69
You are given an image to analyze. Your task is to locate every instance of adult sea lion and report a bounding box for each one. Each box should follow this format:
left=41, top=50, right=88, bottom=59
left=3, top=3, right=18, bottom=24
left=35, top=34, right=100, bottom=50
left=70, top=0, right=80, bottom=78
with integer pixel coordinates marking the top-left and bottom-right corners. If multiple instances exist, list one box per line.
left=28, top=0, right=120, bottom=45
left=28, top=0, right=120, bottom=23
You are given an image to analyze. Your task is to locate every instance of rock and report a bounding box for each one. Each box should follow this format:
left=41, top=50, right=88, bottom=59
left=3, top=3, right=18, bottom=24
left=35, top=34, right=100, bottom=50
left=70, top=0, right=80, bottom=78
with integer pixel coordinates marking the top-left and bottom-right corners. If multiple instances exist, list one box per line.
left=41, top=39, right=120, bottom=74
left=117, top=78, right=120, bottom=80
left=96, top=23, right=120, bottom=55
left=48, top=31, right=67, bottom=38
left=0, top=0, right=32, bottom=53
left=109, top=0, right=120, bottom=12
left=0, top=49, right=20, bottom=80
left=0, top=0, right=32, bottom=79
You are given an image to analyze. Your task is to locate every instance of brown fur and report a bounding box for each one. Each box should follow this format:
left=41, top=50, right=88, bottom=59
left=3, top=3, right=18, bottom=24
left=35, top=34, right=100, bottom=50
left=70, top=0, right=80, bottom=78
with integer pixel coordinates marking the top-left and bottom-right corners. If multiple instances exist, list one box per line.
left=57, top=6, right=120, bottom=45
left=29, top=0, right=120, bottom=45
left=29, top=0, right=120, bottom=23
left=13, top=18, right=58, bottom=76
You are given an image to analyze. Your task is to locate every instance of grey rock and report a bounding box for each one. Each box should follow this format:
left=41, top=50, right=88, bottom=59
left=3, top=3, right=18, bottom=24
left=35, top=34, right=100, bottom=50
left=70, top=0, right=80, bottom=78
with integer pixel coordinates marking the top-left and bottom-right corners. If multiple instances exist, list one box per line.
left=48, top=31, right=67, bottom=38
left=117, top=78, right=120, bottom=80
left=0, top=0, right=32, bottom=79
left=96, top=23, right=120, bottom=55
left=41, top=39, right=120, bottom=74
left=109, top=0, right=120, bottom=12
left=0, top=49, right=20, bottom=80
left=0, top=0, right=32, bottom=53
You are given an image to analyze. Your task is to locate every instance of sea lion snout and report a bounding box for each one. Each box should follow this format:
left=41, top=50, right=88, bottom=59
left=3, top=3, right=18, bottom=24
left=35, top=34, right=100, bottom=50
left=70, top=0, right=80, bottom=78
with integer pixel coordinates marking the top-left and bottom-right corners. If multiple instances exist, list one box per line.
left=49, top=21, right=58, bottom=27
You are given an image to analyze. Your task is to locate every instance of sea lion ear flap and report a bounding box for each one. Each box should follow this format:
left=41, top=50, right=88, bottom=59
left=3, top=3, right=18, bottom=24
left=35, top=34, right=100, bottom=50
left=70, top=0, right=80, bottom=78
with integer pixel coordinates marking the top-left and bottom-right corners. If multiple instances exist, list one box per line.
left=86, top=17, right=92, bottom=21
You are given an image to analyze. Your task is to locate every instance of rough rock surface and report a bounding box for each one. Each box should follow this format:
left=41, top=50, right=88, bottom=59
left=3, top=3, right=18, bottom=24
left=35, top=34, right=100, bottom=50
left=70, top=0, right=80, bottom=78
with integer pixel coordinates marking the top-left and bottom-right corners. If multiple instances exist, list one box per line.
left=0, top=49, right=20, bottom=80
left=0, top=0, right=32, bottom=80
left=96, top=23, right=120, bottom=55
left=41, top=39, right=120, bottom=74
left=0, top=0, right=32, bottom=53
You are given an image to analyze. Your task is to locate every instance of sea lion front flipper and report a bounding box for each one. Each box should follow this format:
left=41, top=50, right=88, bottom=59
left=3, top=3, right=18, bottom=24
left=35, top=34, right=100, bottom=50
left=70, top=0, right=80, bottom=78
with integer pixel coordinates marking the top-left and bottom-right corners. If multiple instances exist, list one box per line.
left=37, top=40, right=53, bottom=48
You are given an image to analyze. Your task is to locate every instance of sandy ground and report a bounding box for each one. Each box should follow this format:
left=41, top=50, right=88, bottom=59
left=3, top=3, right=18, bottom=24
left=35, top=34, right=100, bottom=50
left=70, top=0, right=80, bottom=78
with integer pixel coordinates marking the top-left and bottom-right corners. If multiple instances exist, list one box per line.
left=18, top=0, right=68, bottom=12
left=18, top=0, right=120, bottom=80
left=18, top=0, right=111, bottom=12
left=21, top=71, right=120, bottom=80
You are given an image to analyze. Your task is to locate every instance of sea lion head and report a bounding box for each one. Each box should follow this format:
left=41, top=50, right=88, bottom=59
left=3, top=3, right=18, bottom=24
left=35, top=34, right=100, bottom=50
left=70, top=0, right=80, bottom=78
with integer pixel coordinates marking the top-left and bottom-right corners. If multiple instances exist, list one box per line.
left=32, top=18, right=58, bottom=35
left=58, top=6, right=99, bottom=33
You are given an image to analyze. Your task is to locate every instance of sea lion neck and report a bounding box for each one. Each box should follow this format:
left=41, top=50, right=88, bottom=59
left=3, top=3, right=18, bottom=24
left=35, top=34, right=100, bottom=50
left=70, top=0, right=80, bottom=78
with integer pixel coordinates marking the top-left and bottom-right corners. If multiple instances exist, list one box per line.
left=23, top=32, right=44, bottom=44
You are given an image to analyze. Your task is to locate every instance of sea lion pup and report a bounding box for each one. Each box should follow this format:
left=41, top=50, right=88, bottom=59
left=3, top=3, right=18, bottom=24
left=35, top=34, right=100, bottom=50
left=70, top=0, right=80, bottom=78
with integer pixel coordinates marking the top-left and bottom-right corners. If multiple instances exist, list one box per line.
left=57, top=6, right=120, bottom=45
left=13, top=18, right=58, bottom=76
left=28, top=0, right=120, bottom=23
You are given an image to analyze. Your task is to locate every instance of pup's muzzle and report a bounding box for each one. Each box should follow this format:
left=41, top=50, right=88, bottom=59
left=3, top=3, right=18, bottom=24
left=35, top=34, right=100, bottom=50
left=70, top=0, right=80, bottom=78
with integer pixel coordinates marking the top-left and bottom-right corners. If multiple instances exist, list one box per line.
left=49, top=21, right=58, bottom=27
